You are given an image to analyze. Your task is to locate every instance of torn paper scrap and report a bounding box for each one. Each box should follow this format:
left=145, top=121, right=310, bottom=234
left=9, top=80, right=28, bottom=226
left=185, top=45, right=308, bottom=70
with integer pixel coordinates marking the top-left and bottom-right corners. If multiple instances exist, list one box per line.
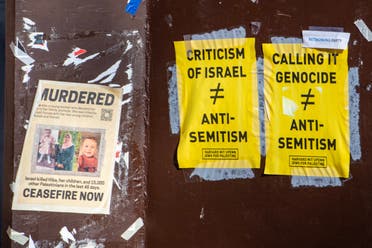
left=354, top=19, right=372, bottom=42
left=7, top=227, right=29, bottom=245
left=63, top=47, right=99, bottom=67
left=59, top=226, right=76, bottom=243
left=28, top=32, right=49, bottom=51
left=121, top=217, right=144, bottom=241
left=28, top=235, right=36, bottom=248
left=115, top=141, right=123, bottom=163
left=302, top=30, right=350, bottom=49
left=9, top=40, right=35, bottom=65
left=23, top=17, right=35, bottom=30
left=88, top=60, right=121, bottom=84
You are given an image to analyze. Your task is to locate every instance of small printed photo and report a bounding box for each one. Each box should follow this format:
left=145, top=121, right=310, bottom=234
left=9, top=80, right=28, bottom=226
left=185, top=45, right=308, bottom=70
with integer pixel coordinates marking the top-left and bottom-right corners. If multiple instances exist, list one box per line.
left=76, top=133, right=101, bottom=173
left=54, top=131, right=79, bottom=172
left=35, top=128, right=58, bottom=169
left=33, top=127, right=103, bottom=176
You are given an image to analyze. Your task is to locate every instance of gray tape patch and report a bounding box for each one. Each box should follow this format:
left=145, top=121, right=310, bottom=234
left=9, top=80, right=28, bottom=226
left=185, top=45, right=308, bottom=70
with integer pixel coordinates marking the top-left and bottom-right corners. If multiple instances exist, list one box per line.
left=168, top=65, right=180, bottom=134
left=271, top=36, right=302, bottom=43
left=257, top=57, right=266, bottom=155
left=349, top=67, right=361, bottom=160
left=190, top=168, right=255, bottom=181
left=291, top=176, right=342, bottom=188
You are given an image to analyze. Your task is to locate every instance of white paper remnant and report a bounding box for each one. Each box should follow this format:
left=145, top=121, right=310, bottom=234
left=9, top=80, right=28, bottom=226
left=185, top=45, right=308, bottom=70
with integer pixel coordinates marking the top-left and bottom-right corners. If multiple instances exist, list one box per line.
left=63, top=48, right=99, bottom=67
left=23, top=17, right=35, bottom=30
left=59, top=226, right=76, bottom=243
left=121, top=217, right=144, bottom=241
left=28, top=235, right=36, bottom=248
left=88, top=60, right=121, bottom=84
left=9, top=40, right=35, bottom=65
left=354, top=19, right=372, bottom=42
left=7, top=227, right=29, bottom=245
left=302, top=30, right=350, bottom=50
left=28, top=32, right=49, bottom=51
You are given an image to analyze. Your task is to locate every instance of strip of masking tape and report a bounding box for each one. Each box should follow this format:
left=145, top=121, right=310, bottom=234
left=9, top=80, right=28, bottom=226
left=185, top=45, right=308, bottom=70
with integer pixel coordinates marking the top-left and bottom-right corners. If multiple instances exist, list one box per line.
left=7, top=227, right=29, bottom=245
left=121, top=217, right=144, bottom=241
left=354, top=19, right=372, bottom=42
left=125, top=0, right=142, bottom=15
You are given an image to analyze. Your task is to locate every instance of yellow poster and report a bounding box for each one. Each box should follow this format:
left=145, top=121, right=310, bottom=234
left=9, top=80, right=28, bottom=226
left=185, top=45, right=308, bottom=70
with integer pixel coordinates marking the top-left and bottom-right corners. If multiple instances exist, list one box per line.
left=174, top=38, right=260, bottom=168
left=263, top=44, right=350, bottom=177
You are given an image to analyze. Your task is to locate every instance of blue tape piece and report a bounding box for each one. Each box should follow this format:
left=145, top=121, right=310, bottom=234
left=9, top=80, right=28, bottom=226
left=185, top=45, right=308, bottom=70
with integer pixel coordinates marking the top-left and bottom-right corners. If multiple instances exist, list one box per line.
left=125, top=0, right=142, bottom=15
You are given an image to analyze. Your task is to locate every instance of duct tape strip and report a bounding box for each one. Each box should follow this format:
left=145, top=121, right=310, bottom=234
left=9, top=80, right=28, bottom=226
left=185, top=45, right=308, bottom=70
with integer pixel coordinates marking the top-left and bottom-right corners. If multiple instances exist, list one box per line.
left=121, top=217, right=144, bottom=241
left=125, top=0, right=142, bottom=15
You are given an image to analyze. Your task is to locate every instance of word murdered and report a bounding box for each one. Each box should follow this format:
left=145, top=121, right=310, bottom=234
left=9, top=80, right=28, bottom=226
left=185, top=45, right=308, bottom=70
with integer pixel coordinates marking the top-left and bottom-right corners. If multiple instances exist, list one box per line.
left=263, top=43, right=350, bottom=178
left=174, top=38, right=260, bottom=168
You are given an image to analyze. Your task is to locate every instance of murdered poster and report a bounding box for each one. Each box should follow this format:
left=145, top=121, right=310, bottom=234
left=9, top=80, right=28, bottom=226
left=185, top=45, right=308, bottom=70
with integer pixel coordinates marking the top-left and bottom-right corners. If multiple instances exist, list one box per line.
left=12, top=80, right=122, bottom=214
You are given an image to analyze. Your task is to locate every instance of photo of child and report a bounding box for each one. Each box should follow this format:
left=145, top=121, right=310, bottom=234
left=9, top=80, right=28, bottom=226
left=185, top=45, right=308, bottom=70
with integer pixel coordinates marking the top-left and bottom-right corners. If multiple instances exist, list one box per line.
left=78, top=136, right=99, bottom=173
left=37, top=128, right=57, bottom=167
left=33, top=127, right=102, bottom=175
